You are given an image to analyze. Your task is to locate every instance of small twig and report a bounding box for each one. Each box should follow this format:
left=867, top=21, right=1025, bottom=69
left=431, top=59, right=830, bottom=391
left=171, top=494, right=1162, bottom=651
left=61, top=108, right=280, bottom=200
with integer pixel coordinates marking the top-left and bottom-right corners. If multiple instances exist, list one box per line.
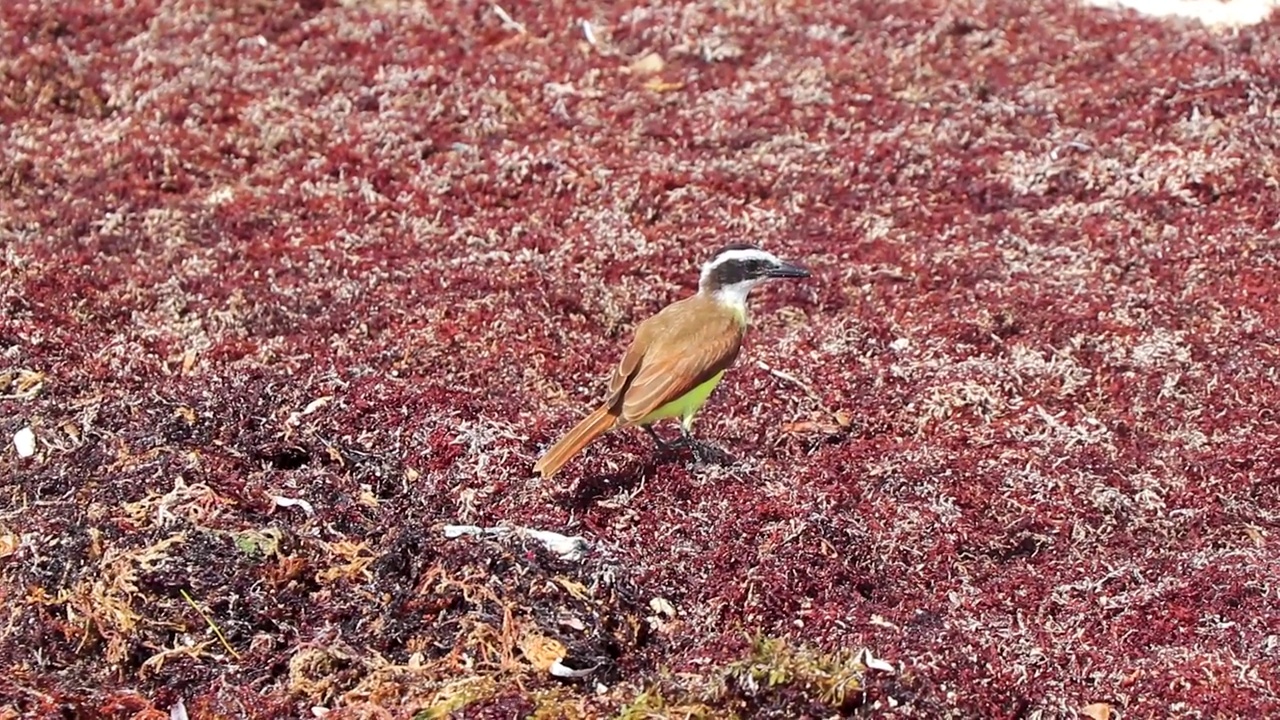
left=180, top=589, right=242, bottom=660
left=1049, top=140, right=1093, bottom=161
left=492, top=4, right=526, bottom=34
left=866, top=267, right=916, bottom=282
left=756, top=360, right=824, bottom=406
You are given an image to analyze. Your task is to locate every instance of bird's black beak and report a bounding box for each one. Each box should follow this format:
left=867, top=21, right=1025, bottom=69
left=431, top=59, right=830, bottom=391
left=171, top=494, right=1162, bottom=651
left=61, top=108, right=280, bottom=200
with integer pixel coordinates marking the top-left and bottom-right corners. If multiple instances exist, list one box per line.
left=766, top=260, right=811, bottom=279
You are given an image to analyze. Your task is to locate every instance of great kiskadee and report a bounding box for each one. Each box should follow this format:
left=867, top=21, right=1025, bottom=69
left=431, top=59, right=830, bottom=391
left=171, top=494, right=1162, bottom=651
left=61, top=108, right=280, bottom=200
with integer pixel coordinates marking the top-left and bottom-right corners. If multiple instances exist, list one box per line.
left=533, top=244, right=811, bottom=479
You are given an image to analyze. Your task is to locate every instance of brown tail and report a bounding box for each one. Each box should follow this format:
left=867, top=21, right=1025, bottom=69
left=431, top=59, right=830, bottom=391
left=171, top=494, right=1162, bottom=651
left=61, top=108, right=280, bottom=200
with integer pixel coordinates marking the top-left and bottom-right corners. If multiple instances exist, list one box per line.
left=533, top=406, right=615, bottom=479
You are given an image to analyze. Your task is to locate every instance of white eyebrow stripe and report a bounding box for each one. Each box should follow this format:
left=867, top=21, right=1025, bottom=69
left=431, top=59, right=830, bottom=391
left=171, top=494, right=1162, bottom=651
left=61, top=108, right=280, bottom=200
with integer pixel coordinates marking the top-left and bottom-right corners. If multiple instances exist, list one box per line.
left=699, top=248, right=779, bottom=286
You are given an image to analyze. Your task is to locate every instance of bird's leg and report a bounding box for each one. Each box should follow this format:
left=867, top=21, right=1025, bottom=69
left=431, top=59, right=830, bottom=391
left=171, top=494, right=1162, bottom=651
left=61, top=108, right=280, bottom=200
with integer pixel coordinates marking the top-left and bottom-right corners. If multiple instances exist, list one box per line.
left=643, top=425, right=672, bottom=453
left=666, top=427, right=692, bottom=450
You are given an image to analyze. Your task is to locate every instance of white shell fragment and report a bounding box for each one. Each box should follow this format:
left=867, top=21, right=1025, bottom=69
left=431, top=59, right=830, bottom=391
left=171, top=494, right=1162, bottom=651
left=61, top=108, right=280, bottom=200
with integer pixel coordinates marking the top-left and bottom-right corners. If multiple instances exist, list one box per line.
left=443, top=524, right=510, bottom=540
left=559, top=614, right=587, bottom=631
left=272, top=495, right=315, bottom=515
left=549, top=659, right=596, bottom=678
left=649, top=597, right=677, bottom=618
left=443, top=524, right=590, bottom=561
left=858, top=648, right=896, bottom=673
left=13, top=427, right=35, bottom=458
left=285, top=396, right=332, bottom=427
left=523, top=528, right=589, bottom=561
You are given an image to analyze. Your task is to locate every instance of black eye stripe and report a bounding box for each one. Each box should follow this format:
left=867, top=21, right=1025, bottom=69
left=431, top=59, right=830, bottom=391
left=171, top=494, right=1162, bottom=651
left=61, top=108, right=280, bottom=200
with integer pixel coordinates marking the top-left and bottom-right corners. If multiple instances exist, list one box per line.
left=711, top=257, right=769, bottom=286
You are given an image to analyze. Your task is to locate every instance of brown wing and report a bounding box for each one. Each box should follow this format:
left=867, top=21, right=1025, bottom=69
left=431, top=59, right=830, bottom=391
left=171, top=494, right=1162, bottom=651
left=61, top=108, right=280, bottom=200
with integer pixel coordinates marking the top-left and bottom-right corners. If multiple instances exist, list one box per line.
left=602, top=297, right=743, bottom=425
left=605, top=320, right=653, bottom=408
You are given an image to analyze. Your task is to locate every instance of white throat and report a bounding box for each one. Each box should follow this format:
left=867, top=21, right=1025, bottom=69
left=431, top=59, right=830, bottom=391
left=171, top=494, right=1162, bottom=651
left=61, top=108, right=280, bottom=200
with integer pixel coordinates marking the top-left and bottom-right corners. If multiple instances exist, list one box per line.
left=710, top=279, right=761, bottom=318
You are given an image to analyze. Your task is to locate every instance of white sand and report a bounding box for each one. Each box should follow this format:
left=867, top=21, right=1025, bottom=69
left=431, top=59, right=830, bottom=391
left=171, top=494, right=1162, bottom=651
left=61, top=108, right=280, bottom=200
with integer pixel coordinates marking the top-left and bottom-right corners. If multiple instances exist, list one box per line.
left=1083, top=0, right=1280, bottom=27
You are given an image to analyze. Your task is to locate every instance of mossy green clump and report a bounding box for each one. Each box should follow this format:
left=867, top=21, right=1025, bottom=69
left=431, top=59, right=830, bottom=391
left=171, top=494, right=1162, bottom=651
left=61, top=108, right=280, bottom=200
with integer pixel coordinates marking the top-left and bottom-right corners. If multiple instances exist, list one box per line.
left=720, top=635, right=866, bottom=712
left=614, top=635, right=867, bottom=719
left=614, top=687, right=722, bottom=720
left=233, top=528, right=282, bottom=558
left=409, top=677, right=497, bottom=720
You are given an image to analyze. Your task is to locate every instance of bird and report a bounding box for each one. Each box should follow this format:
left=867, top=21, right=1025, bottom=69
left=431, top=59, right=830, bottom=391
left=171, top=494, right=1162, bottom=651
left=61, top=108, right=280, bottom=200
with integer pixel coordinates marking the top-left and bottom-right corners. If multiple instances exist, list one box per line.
left=532, top=244, right=811, bottom=479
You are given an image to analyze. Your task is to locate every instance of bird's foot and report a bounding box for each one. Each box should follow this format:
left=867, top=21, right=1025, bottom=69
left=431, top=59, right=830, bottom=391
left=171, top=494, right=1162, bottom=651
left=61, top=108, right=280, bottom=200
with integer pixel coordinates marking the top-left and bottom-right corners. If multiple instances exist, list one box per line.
left=692, top=441, right=735, bottom=465
left=671, top=432, right=735, bottom=466
left=644, top=426, right=734, bottom=466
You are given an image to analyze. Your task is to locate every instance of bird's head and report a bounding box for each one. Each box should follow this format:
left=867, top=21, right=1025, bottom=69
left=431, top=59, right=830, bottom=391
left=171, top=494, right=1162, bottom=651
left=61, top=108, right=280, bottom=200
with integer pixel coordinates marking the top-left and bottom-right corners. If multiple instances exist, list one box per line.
left=698, top=244, right=810, bottom=308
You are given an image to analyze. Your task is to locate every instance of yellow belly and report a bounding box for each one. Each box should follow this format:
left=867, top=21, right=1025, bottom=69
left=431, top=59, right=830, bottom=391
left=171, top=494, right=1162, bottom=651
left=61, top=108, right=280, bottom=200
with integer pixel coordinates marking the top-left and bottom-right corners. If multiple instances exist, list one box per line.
left=637, top=370, right=726, bottom=429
